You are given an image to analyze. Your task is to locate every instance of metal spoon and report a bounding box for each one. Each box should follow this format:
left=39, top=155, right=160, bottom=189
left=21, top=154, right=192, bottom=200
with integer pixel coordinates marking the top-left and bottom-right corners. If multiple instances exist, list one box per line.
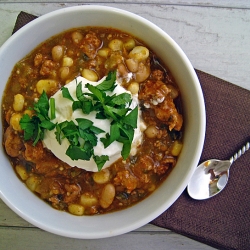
left=187, top=141, right=249, bottom=200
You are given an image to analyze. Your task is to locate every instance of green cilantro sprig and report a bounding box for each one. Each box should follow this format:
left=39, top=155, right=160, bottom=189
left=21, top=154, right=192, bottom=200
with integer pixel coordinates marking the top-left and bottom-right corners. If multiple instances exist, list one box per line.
left=20, top=91, right=56, bottom=145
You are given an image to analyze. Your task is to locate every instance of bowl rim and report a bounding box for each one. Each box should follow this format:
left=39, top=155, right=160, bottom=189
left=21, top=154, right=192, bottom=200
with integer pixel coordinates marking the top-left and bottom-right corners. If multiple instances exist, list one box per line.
left=0, top=5, right=206, bottom=239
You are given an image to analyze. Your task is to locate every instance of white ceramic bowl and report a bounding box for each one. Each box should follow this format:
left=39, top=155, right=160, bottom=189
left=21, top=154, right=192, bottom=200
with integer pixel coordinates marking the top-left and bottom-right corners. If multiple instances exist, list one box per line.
left=0, top=5, right=205, bottom=239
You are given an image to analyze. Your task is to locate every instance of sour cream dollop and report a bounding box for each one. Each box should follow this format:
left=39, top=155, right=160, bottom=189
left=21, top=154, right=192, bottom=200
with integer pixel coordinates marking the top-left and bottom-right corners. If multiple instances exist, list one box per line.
left=43, top=76, right=145, bottom=172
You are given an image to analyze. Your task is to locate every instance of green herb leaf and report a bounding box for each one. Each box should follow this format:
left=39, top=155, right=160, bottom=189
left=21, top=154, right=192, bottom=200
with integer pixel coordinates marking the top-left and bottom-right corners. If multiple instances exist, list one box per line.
left=33, top=125, right=43, bottom=146
left=75, top=118, right=93, bottom=130
left=111, top=93, right=131, bottom=106
left=89, top=125, right=105, bottom=135
left=103, top=106, right=119, bottom=121
left=20, top=91, right=54, bottom=146
left=118, top=123, right=134, bottom=143
left=95, top=112, right=106, bottom=119
left=33, top=91, right=49, bottom=119
left=93, top=155, right=109, bottom=171
left=50, top=98, right=56, bottom=120
left=120, top=140, right=132, bottom=159
left=40, top=120, right=56, bottom=130
left=86, top=83, right=105, bottom=103
left=105, top=106, right=129, bottom=117
left=55, top=123, right=63, bottom=144
left=62, top=86, right=74, bottom=101
left=81, top=99, right=94, bottom=114
left=96, top=71, right=116, bottom=91
left=100, top=123, right=120, bottom=148
left=60, top=120, right=79, bottom=146
left=66, top=145, right=93, bottom=161
left=20, top=114, right=35, bottom=140
left=76, top=118, right=103, bottom=147
left=55, top=118, right=106, bottom=164
left=72, top=100, right=82, bottom=111
left=122, top=106, right=138, bottom=128
left=74, top=82, right=95, bottom=114
left=76, top=82, right=85, bottom=102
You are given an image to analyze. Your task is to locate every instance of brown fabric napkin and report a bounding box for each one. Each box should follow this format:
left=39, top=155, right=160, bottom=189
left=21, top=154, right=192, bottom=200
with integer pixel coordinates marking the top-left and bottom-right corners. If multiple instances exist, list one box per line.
left=152, top=70, right=250, bottom=250
left=12, top=11, right=250, bottom=250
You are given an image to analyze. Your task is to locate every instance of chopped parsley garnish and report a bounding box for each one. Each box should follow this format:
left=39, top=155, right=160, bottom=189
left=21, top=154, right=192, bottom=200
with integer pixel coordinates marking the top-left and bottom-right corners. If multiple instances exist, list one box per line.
left=54, top=118, right=106, bottom=171
left=70, top=71, right=138, bottom=160
left=19, top=71, right=139, bottom=171
left=50, top=98, right=56, bottom=120
left=20, top=91, right=56, bottom=146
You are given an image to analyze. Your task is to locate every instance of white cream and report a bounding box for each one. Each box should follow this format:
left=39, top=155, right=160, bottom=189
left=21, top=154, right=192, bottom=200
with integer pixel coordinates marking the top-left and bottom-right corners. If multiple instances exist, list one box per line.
left=43, top=76, right=144, bottom=172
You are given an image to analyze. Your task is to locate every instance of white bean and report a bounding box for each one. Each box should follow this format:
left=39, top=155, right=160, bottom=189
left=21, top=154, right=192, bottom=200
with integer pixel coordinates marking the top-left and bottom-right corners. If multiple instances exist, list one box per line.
left=59, top=66, right=70, bottom=80
left=117, top=63, right=128, bottom=77
left=124, top=38, right=135, bottom=51
left=80, top=193, right=98, bottom=207
left=135, top=63, right=150, bottom=83
left=129, top=46, right=149, bottom=62
left=82, top=69, right=98, bottom=82
left=97, top=48, right=111, bottom=58
left=51, top=45, right=64, bottom=62
left=99, top=183, right=115, bottom=208
left=93, top=169, right=110, bottom=184
left=108, top=39, right=123, bottom=51
left=104, top=54, right=123, bottom=70
left=62, top=57, right=73, bottom=67
left=13, top=94, right=25, bottom=111
left=16, top=164, right=29, bottom=181
left=10, top=113, right=22, bottom=131
left=128, top=81, right=139, bottom=95
left=25, top=175, right=40, bottom=192
left=24, top=109, right=33, bottom=117
left=125, top=58, right=139, bottom=72
left=68, top=204, right=85, bottom=216
left=145, top=125, right=159, bottom=138
left=171, top=140, right=183, bottom=156
left=71, top=31, right=83, bottom=44
left=36, top=79, right=57, bottom=94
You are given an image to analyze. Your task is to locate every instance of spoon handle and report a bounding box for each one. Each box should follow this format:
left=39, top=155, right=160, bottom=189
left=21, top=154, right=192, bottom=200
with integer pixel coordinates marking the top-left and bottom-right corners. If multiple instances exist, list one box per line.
left=229, top=141, right=250, bottom=164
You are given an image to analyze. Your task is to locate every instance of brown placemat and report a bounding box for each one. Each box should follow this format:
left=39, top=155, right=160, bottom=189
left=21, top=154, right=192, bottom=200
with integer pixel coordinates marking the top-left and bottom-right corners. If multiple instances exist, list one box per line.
left=152, top=70, right=250, bottom=250
left=12, top=11, right=250, bottom=250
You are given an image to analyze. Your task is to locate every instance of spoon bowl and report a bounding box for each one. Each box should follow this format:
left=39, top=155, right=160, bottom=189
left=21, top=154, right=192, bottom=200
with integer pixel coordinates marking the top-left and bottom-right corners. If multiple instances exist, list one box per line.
left=187, top=141, right=249, bottom=200
left=187, top=159, right=231, bottom=200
